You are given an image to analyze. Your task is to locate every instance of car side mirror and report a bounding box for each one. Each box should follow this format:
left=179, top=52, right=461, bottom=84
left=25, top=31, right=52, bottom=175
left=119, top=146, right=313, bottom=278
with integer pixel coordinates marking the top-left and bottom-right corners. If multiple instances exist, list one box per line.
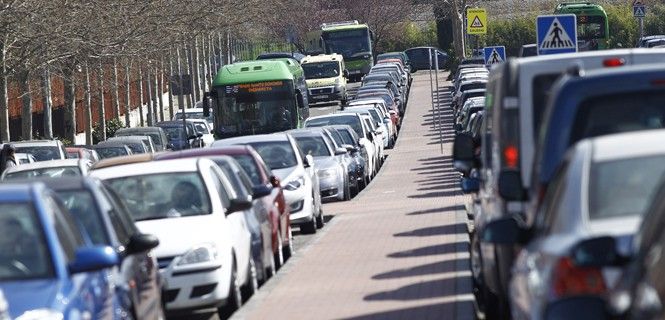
left=69, top=246, right=119, bottom=274
left=269, top=176, right=281, bottom=188
left=303, top=154, right=314, bottom=168
left=196, top=133, right=203, bottom=138
left=252, top=185, right=273, bottom=198
left=460, top=177, right=480, bottom=193
left=481, top=217, right=529, bottom=245
left=343, top=144, right=358, bottom=154
left=334, top=147, right=347, bottom=156
left=227, top=197, right=253, bottom=214
left=498, top=169, right=526, bottom=201
left=570, top=236, right=627, bottom=268
left=188, top=135, right=197, bottom=140
left=453, top=133, right=475, bottom=174
left=544, top=296, right=609, bottom=320
left=343, top=69, right=350, bottom=78
left=126, top=233, right=160, bottom=255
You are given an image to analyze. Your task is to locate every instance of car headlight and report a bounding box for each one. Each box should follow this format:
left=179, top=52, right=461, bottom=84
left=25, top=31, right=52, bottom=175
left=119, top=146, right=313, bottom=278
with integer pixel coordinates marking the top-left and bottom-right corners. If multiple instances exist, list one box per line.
left=177, top=243, right=219, bottom=266
left=16, top=310, right=63, bottom=320
left=363, top=54, right=371, bottom=59
left=317, top=168, right=337, bottom=179
left=285, top=176, right=305, bottom=191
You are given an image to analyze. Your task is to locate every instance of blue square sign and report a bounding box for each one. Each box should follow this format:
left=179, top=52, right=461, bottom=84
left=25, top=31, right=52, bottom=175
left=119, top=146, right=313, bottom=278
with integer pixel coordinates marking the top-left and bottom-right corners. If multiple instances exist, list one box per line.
left=537, top=14, right=577, bottom=55
left=484, top=46, right=506, bottom=66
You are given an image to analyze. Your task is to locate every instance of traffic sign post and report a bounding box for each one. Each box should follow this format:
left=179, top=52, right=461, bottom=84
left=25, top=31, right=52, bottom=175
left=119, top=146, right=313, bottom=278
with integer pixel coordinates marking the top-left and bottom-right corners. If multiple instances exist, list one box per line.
left=633, top=0, right=645, bottom=40
left=483, top=46, right=506, bottom=66
left=536, top=14, right=577, bottom=55
left=466, top=8, right=487, bottom=35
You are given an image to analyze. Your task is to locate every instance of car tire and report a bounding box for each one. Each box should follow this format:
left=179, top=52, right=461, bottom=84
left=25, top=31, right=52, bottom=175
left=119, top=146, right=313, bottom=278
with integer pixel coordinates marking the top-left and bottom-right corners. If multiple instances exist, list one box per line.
left=283, top=226, right=293, bottom=260
left=315, top=208, right=325, bottom=229
left=343, top=178, right=351, bottom=201
left=274, top=232, right=284, bottom=270
left=218, top=260, right=242, bottom=319
left=241, top=258, right=258, bottom=302
left=300, top=216, right=317, bottom=234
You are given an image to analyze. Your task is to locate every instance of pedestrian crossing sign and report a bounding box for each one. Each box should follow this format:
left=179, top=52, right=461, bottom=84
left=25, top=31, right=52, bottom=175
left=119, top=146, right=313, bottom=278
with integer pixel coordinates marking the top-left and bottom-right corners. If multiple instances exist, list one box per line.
left=483, top=46, right=506, bottom=66
left=467, top=8, right=487, bottom=35
left=537, top=14, right=577, bottom=55
left=633, top=5, right=646, bottom=17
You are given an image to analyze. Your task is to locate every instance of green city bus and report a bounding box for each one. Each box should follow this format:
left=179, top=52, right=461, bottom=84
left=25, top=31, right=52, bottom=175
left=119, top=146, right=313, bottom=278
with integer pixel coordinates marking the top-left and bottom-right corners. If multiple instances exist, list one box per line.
left=555, top=2, right=610, bottom=51
left=305, top=21, right=374, bottom=81
left=204, top=59, right=310, bottom=138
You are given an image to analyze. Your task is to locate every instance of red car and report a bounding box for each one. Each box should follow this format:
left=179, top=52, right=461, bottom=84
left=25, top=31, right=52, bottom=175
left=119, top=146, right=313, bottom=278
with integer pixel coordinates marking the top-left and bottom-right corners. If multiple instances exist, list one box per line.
left=66, top=147, right=100, bottom=162
left=154, top=146, right=293, bottom=267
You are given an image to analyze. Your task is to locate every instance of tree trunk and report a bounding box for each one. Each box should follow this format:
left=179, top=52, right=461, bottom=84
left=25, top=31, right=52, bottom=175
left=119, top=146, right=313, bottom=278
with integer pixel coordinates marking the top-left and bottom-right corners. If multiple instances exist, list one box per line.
left=124, top=62, right=131, bottom=126
left=184, top=44, right=193, bottom=108
left=146, top=66, right=153, bottom=126
left=193, top=37, right=201, bottom=102
left=41, top=65, right=53, bottom=139
left=113, top=58, right=121, bottom=120
left=168, top=50, right=174, bottom=119
left=97, top=60, right=106, bottom=141
left=156, top=64, right=163, bottom=122
left=63, top=65, right=76, bottom=143
left=19, top=70, right=32, bottom=140
left=176, top=47, right=185, bottom=113
left=84, top=63, right=93, bottom=145
left=138, top=65, right=144, bottom=126
left=0, top=41, right=9, bottom=142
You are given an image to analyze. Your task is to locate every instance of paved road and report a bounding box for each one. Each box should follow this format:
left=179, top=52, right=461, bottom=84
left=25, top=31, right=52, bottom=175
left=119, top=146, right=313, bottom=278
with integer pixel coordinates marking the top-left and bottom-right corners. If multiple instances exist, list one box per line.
left=169, top=73, right=474, bottom=320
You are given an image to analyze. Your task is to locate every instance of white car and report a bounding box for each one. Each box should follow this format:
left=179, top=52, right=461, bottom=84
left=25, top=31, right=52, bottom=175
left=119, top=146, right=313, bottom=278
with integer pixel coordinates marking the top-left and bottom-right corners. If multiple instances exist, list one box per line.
left=341, top=106, right=393, bottom=148
left=212, top=133, right=324, bottom=234
left=14, top=153, right=36, bottom=164
left=173, top=106, right=214, bottom=130
left=190, top=119, right=215, bottom=147
left=90, top=158, right=255, bottom=316
left=359, top=114, right=384, bottom=166
left=349, top=98, right=398, bottom=141
left=1, top=159, right=91, bottom=180
left=305, top=113, right=379, bottom=178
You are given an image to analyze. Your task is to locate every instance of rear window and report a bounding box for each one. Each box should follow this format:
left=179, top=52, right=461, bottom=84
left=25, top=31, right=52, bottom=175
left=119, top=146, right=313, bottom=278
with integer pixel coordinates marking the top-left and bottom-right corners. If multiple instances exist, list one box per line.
left=56, top=190, right=108, bottom=245
left=96, top=147, right=129, bottom=159
left=589, top=155, right=665, bottom=220
left=248, top=141, right=298, bottom=170
left=306, top=116, right=362, bottom=137
left=570, top=91, right=665, bottom=144
left=294, top=136, right=332, bottom=157
left=14, top=146, right=61, bottom=161
left=229, top=154, right=262, bottom=185
left=532, top=74, right=561, bottom=138
left=4, top=166, right=81, bottom=180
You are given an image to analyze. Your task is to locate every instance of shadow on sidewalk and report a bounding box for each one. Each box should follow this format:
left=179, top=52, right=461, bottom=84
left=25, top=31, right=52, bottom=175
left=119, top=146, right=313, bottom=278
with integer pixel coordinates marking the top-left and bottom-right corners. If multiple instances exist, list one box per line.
left=393, top=223, right=467, bottom=237
left=372, top=258, right=469, bottom=280
left=363, top=276, right=472, bottom=301
left=387, top=241, right=469, bottom=258
left=340, top=301, right=474, bottom=320
left=406, top=204, right=464, bottom=216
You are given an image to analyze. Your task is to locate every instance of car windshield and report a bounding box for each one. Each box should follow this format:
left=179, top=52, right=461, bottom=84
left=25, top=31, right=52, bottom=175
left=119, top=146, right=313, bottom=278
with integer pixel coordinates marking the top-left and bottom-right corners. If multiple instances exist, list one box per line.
left=303, top=62, right=340, bottom=79
left=294, top=136, right=332, bottom=157
left=106, top=172, right=212, bottom=221
left=366, top=109, right=382, bottom=123
left=4, top=166, right=81, bottom=180
left=123, top=142, right=146, bottom=154
left=162, top=127, right=185, bottom=141
left=56, top=190, right=108, bottom=245
left=96, top=147, right=129, bottom=159
left=14, top=146, right=61, bottom=161
left=0, top=203, right=53, bottom=280
left=336, top=129, right=356, bottom=145
left=247, top=141, right=298, bottom=170
left=117, top=132, right=162, bottom=147
left=174, top=111, right=212, bottom=122
left=589, top=155, right=665, bottom=220
left=194, top=122, right=210, bottom=134
left=67, top=152, right=79, bottom=158
left=229, top=154, right=262, bottom=185
left=306, top=116, right=362, bottom=137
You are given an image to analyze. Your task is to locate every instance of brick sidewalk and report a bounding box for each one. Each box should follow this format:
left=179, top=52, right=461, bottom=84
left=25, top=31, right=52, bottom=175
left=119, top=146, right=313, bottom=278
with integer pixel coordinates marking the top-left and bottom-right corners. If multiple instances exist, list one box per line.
left=234, top=72, right=475, bottom=320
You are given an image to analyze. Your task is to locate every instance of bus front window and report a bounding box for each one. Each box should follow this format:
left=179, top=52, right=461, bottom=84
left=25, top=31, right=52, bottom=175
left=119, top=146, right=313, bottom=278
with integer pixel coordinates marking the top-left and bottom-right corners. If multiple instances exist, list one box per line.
left=323, top=29, right=371, bottom=60
left=577, top=15, right=606, bottom=41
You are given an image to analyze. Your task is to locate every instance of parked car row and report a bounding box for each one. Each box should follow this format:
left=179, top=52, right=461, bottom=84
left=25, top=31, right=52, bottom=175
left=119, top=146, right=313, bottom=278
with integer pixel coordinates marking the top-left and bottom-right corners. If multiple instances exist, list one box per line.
left=452, top=48, right=665, bottom=320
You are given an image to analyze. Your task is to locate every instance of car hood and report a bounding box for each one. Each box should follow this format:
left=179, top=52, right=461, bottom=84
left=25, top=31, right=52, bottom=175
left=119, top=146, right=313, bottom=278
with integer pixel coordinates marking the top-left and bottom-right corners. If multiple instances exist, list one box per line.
left=307, top=78, right=337, bottom=88
left=313, top=157, right=339, bottom=171
left=1, top=279, right=60, bottom=318
left=272, top=166, right=301, bottom=184
left=136, top=214, right=224, bottom=258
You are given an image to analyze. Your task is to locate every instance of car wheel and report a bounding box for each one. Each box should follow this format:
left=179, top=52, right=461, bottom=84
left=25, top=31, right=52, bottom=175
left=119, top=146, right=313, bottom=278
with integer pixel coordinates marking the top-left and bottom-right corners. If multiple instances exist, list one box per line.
left=300, top=215, right=317, bottom=234
left=283, top=226, right=293, bottom=260
left=315, top=208, right=325, bottom=229
left=241, top=258, right=258, bottom=302
left=218, top=260, right=241, bottom=319
left=343, top=179, right=351, bottom=201
left=274, top=232, right=284, bottom=270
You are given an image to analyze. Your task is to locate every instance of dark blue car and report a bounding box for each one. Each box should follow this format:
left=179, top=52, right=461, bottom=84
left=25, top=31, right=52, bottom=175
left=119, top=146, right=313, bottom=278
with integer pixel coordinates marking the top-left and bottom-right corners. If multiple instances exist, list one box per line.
left=41, top=177, right=163, bottom=320
left=0, top=183, right=120, bottom=319
left=156, top=120, right=202, bottom=150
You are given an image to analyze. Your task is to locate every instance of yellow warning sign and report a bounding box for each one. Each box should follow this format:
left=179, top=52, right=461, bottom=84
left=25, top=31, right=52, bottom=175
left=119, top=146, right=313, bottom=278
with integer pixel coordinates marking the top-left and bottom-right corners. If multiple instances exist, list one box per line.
left=467, top=8, right=487, bottom=35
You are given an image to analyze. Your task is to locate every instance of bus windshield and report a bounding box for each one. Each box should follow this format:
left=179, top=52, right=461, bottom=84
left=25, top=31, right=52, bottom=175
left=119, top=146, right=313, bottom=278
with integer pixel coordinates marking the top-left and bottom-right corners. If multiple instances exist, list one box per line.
left=323, top=29, right=371, bottom=60
left=577, top=15, right=606, bottom=41
left=215, top=80, right=298, bottom=136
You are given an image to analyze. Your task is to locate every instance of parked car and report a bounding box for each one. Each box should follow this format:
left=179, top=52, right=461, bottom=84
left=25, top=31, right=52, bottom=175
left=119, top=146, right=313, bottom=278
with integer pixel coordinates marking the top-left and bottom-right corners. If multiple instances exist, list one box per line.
left=114, top=126, right=171, bottom=151
left=329, top=124, right=369, bottom=190
left=348, top=98, right=400, bottom=130
left=156, top=120, right=203, bottom=150
left=404, top=47, right=447, bottom=71
left=90, top=158, right=256, bottom=317
left=155, top=145, right=293, bottom=267
left=482, top=130, right=665, bottom=319
left=14, top=153, right=36, bottom=164
left=341, top=106, right=392, bottom=149
left=108, top=136, right=156, bottom=153
left=11, top=140, right=67, bottom=161
left=92, top=142, right=134, bottom=159
left=40, top=177, right=164, bottom=320
left=65, top=147, right=100, bottom=162
left=212, top=133, right=324, bottom=234
left=190, top=119, right=215, bottom=147
left=455, top=97, right=485, bottom=133
left=1, top=159, right=91, bottom=181
left=104, top=136, right=150, bottom=154
left=288, top=129, right=351, bottom=201
left=172, top=107, right=214, bottom=130
left=376, top=51, right=413, bottom=73
left=0, top=183, right=121, bottom=319
left=519, top=44, right=537, bottom=57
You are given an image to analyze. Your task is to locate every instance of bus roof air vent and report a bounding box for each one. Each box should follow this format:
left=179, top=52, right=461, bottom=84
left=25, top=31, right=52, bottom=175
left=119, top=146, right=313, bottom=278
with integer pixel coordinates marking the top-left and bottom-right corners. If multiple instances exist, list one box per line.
left=240, top=67, right=250, bottom=72
left=253, top=66, right=263, bottom=70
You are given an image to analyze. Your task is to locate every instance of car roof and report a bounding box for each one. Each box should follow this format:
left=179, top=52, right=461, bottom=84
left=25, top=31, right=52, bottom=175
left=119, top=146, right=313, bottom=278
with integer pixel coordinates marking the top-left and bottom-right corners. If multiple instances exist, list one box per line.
left=154, top=145, right=252, bottom=160
left=38, top=176, right=96, bottom=191
left=94, top=141, right=131, bottom=148
left=0, top=183, right=39, bottom=202
left=307, top=113, right=359, bottom=121
left=156, top=120, right=193, bottom=126
left=10, top=140, right=61, bottom=147
left=5, top=159, right=83, bottom=172
left=590, top=130, right=665, bottom=162
left=91, top=153, right=157, bottom=170
left=108, top=136, right=150, bottom=142
left=212, top=133, right=289, bottom=146
left=116, top=127, right=162, bottom=133
left=287, top=128, right=325, bottom=137
left=462, top=89, right=486, bottom=95
left=91, top=158, right=202, bottom=179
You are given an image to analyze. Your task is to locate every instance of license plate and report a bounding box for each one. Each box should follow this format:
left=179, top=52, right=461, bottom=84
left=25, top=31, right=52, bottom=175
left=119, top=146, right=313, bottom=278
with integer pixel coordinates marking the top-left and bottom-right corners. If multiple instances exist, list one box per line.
left=349, top=70, right=361, bottom=74
left=314, top=95, right=328, bottom=99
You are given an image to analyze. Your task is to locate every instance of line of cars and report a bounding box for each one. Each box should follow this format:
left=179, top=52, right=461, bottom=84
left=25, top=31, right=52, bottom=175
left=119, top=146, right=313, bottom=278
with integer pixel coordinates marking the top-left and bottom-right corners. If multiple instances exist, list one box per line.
left=451, top=48, right=665, bottom=319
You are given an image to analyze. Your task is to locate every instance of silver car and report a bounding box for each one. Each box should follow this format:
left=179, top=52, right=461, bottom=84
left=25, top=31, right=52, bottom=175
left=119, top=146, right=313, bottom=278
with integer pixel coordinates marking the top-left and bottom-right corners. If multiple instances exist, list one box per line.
left=288, top=129, right=350, bottom=202
left=482, top=130, right=665, bottom=320
left=1, top=159, right=92, bottom=180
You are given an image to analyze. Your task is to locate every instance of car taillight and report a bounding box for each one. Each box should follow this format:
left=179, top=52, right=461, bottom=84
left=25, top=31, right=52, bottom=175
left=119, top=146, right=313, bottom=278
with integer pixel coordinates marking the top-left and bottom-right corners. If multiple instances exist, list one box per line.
left=552, top=257, right=606, bottom=298
left=602, top=58, right=625, bottom=68
left=503, top=146, right=519, bottom=168
left=651, top=79, right=665, bottom=86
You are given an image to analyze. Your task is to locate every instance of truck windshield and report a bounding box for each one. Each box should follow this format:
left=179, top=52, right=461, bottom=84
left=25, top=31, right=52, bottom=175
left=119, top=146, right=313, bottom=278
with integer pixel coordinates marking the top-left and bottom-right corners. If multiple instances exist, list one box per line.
left=303, top=62, right=340, bottom=79
left=323, top=29, right=371, bottom=60
left=215, top=81, right=298, bottom=136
